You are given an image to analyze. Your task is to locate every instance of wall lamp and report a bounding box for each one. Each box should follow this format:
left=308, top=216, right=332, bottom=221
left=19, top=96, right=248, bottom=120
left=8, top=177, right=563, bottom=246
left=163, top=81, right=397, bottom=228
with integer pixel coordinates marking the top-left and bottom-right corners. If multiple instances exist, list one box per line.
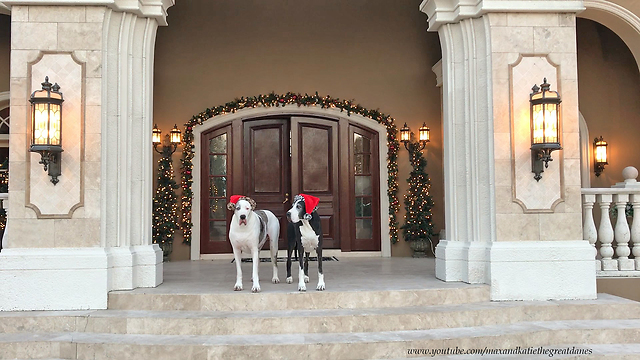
left=153, top=124, right=182, bottom=155
left=400, top=122, right=430, bottom=151
left=530, top=78, right=562, bottom=182
left=594, top=136, right=608, bottom=177
left=29, top=76, right=63, bottom=185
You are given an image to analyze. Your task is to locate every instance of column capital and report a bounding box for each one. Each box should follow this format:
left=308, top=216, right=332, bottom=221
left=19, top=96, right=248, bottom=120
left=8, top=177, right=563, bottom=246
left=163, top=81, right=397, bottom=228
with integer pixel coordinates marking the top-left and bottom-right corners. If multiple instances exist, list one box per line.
left=420, top=0, right=585, bottom=31
left=0, top=0, right=175, bottom=25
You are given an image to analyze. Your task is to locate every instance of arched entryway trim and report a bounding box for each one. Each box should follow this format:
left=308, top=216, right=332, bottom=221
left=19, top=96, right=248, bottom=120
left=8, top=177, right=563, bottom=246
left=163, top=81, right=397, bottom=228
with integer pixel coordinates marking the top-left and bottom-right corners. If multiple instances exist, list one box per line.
left=581, top=0, right=640, bottom=74
left=181, top=94, right=402, bottom=259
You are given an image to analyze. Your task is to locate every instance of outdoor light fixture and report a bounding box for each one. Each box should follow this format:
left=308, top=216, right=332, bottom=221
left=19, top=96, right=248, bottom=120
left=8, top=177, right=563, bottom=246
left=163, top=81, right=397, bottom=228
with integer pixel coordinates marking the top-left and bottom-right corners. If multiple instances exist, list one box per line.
left=400, top=123, right=430, bottom=151
left=400, top=123, right=411, bottom=144
left=594, top=136, right=608, bottom=177
left=29, top=76, right=64, bottom=185
left=419, top=123, right=430, bottom=144
left=153, top=124, right=182, bottom=155
left=530, top=78, right=562, bottom=182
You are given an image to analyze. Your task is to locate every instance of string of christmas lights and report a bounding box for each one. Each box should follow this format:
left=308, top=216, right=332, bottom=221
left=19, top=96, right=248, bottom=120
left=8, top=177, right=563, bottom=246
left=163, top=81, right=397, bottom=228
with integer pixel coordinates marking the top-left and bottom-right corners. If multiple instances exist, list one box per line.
left=401, top=141, right=434, bottom=242
left=152, top=148, right=179, bottom=256
left=179, top=92, right=401, bottom=245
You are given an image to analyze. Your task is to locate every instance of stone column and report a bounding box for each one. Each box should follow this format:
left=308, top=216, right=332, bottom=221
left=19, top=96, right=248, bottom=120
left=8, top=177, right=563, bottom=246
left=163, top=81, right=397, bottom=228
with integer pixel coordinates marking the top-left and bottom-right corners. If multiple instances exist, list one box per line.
left=421, top=0, right=596, bottom=300
left=0, top=1, right=173, bottom=310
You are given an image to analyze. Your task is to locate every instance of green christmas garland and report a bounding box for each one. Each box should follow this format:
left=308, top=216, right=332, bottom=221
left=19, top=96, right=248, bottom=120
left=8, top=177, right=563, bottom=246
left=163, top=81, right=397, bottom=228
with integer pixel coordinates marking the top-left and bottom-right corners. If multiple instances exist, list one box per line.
left=180, top=92, right=401, bottom=245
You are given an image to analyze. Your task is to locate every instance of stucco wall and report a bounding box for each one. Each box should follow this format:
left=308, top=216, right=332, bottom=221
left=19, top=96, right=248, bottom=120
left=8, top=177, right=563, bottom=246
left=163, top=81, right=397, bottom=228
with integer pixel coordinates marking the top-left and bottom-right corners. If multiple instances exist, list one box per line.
left=153, top=0, right=443, bottom=259
left=577, top=18, right=640, bottom=187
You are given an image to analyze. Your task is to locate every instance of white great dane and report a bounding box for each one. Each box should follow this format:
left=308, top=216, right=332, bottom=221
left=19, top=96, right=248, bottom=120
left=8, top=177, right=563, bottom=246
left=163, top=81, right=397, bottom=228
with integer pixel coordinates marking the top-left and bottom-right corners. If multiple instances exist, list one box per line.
left=227, top=195, right=280, bottom=292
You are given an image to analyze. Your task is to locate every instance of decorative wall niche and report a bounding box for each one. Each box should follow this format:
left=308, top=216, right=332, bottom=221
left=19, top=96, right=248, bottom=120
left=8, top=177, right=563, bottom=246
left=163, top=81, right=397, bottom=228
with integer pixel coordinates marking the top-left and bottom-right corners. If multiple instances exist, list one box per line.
left=26, top=52, right=85, bottom=218
left=510, top=55, right=565, bottom=212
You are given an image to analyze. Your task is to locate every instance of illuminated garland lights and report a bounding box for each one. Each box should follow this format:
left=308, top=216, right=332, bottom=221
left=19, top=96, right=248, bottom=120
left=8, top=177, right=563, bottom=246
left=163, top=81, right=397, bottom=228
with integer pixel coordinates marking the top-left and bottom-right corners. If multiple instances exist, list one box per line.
left=401, top=141, right=434, bottom=242
left=180, top=92, right=401, bottom=245
left=153, top=150, right=179, bottom=255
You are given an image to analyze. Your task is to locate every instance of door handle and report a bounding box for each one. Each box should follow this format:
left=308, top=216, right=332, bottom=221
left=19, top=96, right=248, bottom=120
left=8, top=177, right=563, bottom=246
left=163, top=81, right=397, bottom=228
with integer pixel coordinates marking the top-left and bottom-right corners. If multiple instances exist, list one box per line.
left=282, top=193, right=289, bottom=204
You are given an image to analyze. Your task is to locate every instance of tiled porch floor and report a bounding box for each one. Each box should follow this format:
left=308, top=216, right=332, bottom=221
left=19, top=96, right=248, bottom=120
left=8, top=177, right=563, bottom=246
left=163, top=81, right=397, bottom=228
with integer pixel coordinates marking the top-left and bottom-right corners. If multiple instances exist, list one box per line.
left=114, top=257, right=478, bottom=295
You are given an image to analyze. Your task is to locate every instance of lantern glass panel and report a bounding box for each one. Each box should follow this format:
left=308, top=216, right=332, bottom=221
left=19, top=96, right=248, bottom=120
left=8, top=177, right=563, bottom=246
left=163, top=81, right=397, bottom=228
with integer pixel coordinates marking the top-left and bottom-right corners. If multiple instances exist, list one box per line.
left=400, top=128, right=410, bottom=142
left=595, top=141, right=608, bottom=164
left=33, top=103, right=49, bottom=145
left=532, top=103, right=544, bottom=145
left=543, top=103, right=558, bottom=143
left=152, top=128, right=162, bottom=144
left=419, top=125, right=430, bottom=142
left=49, top=103, right=61, bottom=146
left=170, top=128, right=181, bottom=144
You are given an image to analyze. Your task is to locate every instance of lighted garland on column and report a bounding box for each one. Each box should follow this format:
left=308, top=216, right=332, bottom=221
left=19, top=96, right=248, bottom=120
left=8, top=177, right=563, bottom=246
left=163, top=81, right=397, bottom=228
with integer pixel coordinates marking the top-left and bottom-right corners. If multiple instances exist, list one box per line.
left=179, top=92, right=401, bottom=245
left=401, top=141, right=434, bottom=243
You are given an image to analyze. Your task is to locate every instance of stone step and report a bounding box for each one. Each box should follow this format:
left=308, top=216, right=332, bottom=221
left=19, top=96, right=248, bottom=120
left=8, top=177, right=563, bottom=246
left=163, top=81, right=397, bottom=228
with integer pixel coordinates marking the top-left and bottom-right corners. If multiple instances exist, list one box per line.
left=1, top=294, right=638, bottom=337
left=107, top=285, right=491, bottom=311
left=0, top=320, right=639, bottom=360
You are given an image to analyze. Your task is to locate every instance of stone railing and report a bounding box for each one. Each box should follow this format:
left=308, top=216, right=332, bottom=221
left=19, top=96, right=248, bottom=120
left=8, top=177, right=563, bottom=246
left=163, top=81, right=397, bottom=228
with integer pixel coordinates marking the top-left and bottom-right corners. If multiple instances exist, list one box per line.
left=582, top=166, right=640, bottom=277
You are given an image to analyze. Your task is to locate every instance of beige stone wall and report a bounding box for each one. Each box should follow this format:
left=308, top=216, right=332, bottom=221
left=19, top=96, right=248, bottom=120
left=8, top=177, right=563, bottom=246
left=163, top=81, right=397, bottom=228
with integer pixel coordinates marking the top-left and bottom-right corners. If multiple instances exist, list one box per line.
left=597, top=278, right=640, bottom=302
left=152, top=0, right=444, bottom=259
left=490, top=13, right=583, bottom=242
left=577, top=18, right=640, bottom=187
left=7, top=6, right=104, bottom=248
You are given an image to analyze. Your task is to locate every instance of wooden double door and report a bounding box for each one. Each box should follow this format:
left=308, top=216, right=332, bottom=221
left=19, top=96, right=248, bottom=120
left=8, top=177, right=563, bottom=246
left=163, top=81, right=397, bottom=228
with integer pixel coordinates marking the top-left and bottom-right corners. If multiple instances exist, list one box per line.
left=201, top=115, right=380, bottom=254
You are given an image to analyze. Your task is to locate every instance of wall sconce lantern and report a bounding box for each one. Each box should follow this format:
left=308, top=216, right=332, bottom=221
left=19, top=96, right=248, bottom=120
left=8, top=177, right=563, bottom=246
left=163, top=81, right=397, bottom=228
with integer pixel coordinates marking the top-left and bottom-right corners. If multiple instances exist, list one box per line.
left=594, top=136, right=608, bottom=177
left=530, top=78, right=562, bottom=182
left=153, top=124, right=182, bottom=155
left=29, top=76, right=64, bottom=185
left=400, top=123, right=411, bottom=144
left=400, top=122, right=430, bottom=151
left=419, top=123, right=430, bottom=144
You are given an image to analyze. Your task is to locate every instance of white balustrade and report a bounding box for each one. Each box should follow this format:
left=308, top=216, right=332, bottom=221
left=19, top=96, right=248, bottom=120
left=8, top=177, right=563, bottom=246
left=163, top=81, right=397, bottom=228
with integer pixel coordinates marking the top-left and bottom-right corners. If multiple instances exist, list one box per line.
left=632, top=194, right=640, bottom=270
left=582, top=194, right=598, bottom=270
left=582, top=166, right=640, bottom=277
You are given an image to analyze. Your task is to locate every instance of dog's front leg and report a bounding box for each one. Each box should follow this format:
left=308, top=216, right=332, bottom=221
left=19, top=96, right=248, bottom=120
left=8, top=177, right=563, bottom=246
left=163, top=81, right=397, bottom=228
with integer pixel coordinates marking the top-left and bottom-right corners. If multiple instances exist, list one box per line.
left=316, top=245, right=325, bottom=291
left=286, top=241, right=294, bottom=284
left=303, top=252, right=310, bottom=283
left=297, top=245, right=306, bottom=291
left=251, top=248, right=261, bottom=293
left=232, top=247, right=243, bottom=291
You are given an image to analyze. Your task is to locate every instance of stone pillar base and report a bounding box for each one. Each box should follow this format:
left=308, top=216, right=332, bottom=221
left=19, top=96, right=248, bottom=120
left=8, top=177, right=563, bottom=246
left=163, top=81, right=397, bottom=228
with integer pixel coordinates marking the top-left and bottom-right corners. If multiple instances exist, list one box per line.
left=0, top=245, right=163, bottom=311
left=106, top=245, right=163, bottom=291
left=435, top=240, right=490, bottom=284
left=0, top=248, right=108, bottom=311
left=489, top=241, right=596, bottom=301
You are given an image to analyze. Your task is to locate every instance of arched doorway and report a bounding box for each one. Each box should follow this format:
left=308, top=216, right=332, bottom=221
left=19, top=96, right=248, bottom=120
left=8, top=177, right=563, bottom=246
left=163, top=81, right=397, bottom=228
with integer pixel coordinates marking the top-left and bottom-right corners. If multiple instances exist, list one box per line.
left=190, top=107, right=391, bottom=259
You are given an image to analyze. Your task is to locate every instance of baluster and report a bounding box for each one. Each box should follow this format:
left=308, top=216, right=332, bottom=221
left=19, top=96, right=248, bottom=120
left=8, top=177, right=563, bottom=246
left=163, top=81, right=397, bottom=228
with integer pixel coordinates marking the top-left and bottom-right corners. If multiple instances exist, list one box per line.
left=614, top=194, right=633, bottom=270
left=598, top=194, right=617, bottom=271
left=583, top=194, right=599, bottom=270
left=631, top=194, right=640, bottom=270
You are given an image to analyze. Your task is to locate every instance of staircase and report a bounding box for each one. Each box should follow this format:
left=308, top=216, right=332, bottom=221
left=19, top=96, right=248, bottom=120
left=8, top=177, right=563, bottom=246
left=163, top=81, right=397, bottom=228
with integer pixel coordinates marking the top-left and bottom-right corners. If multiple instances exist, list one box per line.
left=1, top=288, right=640, bottom=359
left=1, top=258, right=640, bottom=359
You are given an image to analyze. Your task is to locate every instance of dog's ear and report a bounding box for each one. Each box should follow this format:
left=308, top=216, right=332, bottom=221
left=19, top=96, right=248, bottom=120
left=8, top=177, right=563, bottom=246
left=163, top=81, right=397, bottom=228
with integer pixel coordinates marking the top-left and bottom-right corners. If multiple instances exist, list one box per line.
left=245, top=197, right=257, bottom=210
left=226, top=202, right=236, bottom=211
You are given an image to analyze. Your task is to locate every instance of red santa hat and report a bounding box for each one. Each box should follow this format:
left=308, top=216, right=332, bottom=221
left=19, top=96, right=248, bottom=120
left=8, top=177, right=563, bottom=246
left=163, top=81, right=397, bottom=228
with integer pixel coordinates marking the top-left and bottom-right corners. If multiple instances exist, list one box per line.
left=227, top=195, right=256, bottom=210
left=299, top=193, right=320, bottom=220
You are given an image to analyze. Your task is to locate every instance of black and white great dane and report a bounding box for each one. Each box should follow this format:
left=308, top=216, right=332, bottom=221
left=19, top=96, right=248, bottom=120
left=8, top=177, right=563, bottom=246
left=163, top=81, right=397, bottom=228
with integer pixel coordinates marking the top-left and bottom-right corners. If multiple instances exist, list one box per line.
left=227, top=195, right=280, bottom=292
left=286, top=194, right=325, bottom=291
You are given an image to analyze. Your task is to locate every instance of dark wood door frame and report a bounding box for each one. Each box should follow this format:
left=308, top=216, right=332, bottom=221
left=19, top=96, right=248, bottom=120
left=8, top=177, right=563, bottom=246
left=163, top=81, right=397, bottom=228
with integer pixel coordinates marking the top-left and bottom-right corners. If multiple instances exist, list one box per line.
left=200, top=115, right=382, bottom=254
